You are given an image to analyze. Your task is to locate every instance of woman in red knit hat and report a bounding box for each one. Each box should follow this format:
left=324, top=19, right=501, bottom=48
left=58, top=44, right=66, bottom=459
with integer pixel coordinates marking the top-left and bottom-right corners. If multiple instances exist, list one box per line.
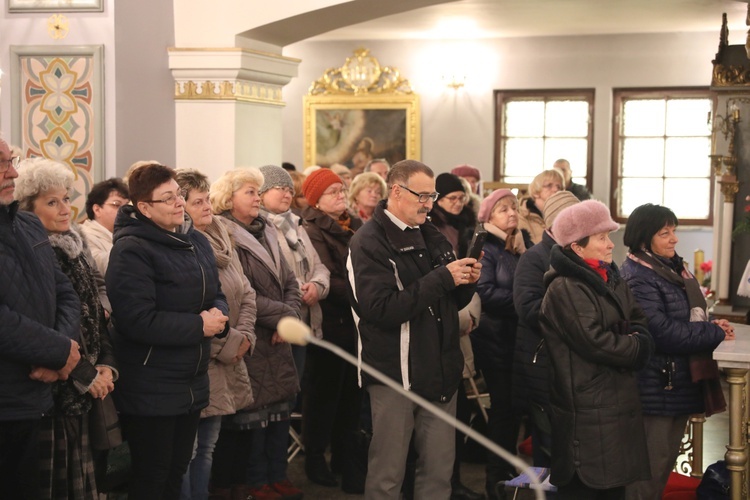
left=299, top=168, right=366, bottom=493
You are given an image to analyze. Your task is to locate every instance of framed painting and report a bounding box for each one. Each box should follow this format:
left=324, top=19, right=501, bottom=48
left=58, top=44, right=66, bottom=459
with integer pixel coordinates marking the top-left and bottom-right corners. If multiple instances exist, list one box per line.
left=303, top=94, right=420, bottom=170
left=10, top=45, right=105, bottom=222
left=8, top=0, right=103, bottom=13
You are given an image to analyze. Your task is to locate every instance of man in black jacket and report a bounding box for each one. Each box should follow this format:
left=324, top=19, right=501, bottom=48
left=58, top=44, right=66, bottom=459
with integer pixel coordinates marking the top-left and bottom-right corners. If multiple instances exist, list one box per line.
left=553, top=159, right=591, bottom=201
left=347, top=160, right=481, bottom=500
left=0, top=138, right=82, bottom=498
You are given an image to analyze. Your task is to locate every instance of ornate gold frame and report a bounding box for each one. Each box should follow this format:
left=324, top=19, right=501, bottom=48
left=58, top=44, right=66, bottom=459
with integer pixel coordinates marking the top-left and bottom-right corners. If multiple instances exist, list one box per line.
left=303, top=49, right=420, bottom=168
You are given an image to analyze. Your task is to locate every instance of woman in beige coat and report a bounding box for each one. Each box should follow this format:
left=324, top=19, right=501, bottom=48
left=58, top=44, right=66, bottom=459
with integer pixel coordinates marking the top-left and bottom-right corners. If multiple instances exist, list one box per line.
left=177, top=169, right=256, bottom=500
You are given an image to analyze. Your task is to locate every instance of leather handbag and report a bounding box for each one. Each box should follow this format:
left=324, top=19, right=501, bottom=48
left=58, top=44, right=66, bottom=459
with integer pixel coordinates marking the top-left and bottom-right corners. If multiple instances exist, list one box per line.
left=89, top=396, right=123, bottom=451
left=80, top=332, right=123, bottom=451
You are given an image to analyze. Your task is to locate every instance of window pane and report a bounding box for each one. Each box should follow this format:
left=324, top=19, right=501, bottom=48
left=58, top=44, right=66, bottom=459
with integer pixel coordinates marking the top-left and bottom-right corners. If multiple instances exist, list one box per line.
left=504, top=176, right=534, bottom=185
left=664, top=178, right=711, bottom=219
left=664, top=137, right=711, bottom=177
left=666, top=99, right=712, bottom=136
left=622, top=138, right=665, bottom=177
left=505, top=101, right=544, bottom=137
left=545, top=101, right=589, bottom=137
left=620, top=178, right=663, bottom=217
left=504, top=138, right=544, bottom=177
left=544, top=138, right=588, bottom=172
left=623, top=99, right=666, bottom=136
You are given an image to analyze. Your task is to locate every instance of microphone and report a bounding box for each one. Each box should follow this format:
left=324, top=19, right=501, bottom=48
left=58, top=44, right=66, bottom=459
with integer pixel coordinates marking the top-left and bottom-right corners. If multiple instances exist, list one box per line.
left=277, top=317, right=546, bottom=499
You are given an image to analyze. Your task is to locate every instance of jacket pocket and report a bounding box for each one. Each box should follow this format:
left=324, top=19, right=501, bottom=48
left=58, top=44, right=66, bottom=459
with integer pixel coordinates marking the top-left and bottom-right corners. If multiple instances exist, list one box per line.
left=575, top=370, right=613, bottom=409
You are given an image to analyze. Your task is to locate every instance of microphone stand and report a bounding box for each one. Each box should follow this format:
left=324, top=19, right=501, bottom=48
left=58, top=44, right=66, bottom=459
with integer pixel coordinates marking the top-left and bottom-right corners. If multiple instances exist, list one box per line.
left=303, top=334, right=546, bottom=499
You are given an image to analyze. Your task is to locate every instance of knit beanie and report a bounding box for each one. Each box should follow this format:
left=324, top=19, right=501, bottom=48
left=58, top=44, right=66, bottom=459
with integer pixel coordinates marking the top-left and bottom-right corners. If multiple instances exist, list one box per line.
left=478, top=189, right=514, bottom=223
left=259, top=164, right=294, bottom=194
left=435, top=173, right=465, bottom=201
left=0, top=139, right=10, bottom=158
left=552, top=200, right=619, bottom=247
left=451, top=164, right=481, bottom=180
left=302, top=168, right=343, bottom=207
left=543, top=191, right=580, bottom=227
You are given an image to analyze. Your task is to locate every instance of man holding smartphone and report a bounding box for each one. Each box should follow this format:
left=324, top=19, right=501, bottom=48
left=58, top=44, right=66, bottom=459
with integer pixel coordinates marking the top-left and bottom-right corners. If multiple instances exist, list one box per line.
left=346, top=160, right=481, bottom=500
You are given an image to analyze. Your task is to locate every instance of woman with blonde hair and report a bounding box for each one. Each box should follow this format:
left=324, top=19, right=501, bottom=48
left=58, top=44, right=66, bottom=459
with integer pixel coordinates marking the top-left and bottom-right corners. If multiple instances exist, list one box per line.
left=16, top=158, right=117, bottom=499
left=289, top=170, right=308, bottom=213
left=518, top=169, right=565, bottom=244
left=211, top=168, right=303, bottom=500
left=175, top=168, right=256, bottom=500
left=348, top=172, right=386, bottom=222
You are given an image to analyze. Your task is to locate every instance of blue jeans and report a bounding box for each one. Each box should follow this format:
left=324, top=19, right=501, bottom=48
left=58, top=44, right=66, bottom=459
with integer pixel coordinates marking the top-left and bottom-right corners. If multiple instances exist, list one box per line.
left=180, top=416, right=222, bottom=500
left=246, top=420, right=290, bottom=488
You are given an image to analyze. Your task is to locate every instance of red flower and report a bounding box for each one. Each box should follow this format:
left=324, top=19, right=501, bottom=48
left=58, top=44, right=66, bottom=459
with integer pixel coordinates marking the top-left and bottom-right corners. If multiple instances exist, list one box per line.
left=745, top=205, right=750, bottom=213
left=700, top=260, right=712, bottom=273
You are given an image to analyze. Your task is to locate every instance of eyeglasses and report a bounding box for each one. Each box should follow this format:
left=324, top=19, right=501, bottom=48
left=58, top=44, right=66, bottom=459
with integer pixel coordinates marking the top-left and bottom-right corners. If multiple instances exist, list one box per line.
left=103, top=201, right=126, bottom=209
left=321, top=187, right=348, bottom=198
left=398, top=184, right=439, bottom=204
left=443, top=194, right=467, bottom=204
left=0, top=156, right=20, bottom=174
left=144, top=189, right=187, bottom=206
left=272, top=186, right=295, bottom=195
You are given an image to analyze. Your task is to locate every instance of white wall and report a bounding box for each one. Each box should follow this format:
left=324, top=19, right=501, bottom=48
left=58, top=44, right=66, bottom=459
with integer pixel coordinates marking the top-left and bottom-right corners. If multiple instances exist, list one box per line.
left=281, top=31, right=721, bottom=267
left=0, top=0, right=117, bottom=177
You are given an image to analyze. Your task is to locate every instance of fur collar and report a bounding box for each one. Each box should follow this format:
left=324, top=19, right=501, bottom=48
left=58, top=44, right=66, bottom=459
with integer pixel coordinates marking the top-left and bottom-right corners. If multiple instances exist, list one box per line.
left=48, top=224, right=85, bottom=259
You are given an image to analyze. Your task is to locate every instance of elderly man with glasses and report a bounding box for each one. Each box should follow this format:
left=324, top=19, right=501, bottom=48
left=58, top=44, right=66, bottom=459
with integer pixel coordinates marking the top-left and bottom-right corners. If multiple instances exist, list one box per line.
left=0, top=138, right=82, bottom=498
left=346, top=160, right=482, bottom=500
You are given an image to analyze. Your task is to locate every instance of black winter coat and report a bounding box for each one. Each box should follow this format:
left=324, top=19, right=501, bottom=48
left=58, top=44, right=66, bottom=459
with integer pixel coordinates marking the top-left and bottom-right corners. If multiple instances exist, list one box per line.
left=346, top=202, right=475, bottom=402
left=511, top=231, right=555, bottom=415
left=301, top=207, right=362, bottom=351
left=220, top=215, right=301, bottom=410
left=106, top=206, right=229, bottom=417
left=471, top=232, right=525, bottom=369
left=0, top=203, right=80, bottom=421
left=620, top=256, right=725, bottom=416
left=540, top=246, right=654, bottom=489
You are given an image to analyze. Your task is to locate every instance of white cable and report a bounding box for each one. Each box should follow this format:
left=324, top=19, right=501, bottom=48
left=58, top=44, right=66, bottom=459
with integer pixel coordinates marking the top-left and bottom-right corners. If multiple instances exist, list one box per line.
left=277, top=317, right=546, bottom=499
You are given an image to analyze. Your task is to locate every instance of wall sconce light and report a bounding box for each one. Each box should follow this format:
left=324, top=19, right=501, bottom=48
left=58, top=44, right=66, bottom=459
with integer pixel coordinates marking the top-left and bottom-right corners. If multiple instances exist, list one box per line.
left=710, top=99, right=747, bottom=175
left=442, top=73, right=466, bottom=90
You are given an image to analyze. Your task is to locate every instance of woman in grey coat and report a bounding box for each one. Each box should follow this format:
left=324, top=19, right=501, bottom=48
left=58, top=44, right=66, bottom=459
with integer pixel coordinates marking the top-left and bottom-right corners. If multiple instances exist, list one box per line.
left=211, top=168, right=303, bottom=500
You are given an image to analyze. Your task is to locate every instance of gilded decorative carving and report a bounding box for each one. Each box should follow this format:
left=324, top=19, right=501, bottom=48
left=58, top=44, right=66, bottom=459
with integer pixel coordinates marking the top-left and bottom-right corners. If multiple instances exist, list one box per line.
left=174, top=80, right=284, bottom=106
left=308, top=48, right=413, bottom=96
left=719, top=177, right=740, bottom=202
left=713, top=63, right=750, bottom=87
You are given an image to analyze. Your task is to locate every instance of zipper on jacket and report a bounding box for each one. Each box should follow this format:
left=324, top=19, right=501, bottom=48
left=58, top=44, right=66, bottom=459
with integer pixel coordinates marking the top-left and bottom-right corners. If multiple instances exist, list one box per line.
left=190, top=246, right=207, bottom=311
left=143, top=346, right=154, bottom=365
left=532, top=339, right=545, bottom=364
left=195, top=343, right=203, bottom=377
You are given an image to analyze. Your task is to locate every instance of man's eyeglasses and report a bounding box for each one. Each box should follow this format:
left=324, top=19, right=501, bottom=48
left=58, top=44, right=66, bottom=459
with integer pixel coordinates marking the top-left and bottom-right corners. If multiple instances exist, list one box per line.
left=0, top=156, right=20, bottom=174
left=144, top=189, right=187, bottom=206
left=398, top=184, right=439, bottom=204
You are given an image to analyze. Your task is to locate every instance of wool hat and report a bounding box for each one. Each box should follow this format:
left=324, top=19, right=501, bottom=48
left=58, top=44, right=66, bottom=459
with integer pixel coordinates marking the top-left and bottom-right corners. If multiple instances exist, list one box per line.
left=302, top=168, right=343, bottom=207
left=543, top=191, right=580, bottom=227
left=435, top=173, right=465, bottom=201
left=478, top=188, right=515, bottom=223
left=552, top=200, right=619, bottom=247
left=451, top=164, right=481, bottom=180
left=0, top=139, right=10, bottom=158
left=259, top=164, right=294, bottom=194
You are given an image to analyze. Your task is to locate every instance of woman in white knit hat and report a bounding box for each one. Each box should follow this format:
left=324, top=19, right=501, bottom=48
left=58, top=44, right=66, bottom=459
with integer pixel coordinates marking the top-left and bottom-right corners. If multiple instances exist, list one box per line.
left=539, top=200, right=655, bottom=499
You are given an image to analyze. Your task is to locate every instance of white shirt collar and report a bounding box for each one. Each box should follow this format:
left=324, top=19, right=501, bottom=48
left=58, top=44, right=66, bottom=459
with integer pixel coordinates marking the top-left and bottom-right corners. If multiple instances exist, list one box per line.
left=384, top=208, right=420, bottom=231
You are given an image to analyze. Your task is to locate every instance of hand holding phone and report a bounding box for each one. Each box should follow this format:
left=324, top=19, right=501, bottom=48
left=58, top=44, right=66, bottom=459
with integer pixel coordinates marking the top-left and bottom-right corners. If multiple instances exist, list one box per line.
left=466, top=224, right=487, bottom=260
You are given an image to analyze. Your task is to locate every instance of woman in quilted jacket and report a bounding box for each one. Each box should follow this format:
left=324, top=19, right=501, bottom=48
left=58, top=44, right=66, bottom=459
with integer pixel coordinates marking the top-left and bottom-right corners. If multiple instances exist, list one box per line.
left=211, top=168, right=303, bottom=500
left=621, top=204, right=733, bottom=500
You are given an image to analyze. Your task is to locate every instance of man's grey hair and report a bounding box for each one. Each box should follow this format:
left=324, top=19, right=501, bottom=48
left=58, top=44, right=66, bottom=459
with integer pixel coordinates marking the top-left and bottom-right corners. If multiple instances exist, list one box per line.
left=386, top=160, right=433, bottom=197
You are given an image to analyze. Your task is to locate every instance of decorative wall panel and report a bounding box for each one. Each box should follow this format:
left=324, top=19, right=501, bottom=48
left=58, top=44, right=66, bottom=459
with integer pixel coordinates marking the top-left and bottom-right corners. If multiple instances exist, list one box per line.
left=11, top=45, right=104, bottom=221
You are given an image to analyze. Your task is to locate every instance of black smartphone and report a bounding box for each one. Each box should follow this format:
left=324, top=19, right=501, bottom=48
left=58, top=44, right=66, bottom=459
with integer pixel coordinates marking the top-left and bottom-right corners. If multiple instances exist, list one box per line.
left=466, top=224, right=487, bottom=260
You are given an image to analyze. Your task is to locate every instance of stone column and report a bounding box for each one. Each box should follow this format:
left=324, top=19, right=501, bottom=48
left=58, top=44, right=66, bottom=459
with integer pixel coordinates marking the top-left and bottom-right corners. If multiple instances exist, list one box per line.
left=168, top=48, right=300, bottom=179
